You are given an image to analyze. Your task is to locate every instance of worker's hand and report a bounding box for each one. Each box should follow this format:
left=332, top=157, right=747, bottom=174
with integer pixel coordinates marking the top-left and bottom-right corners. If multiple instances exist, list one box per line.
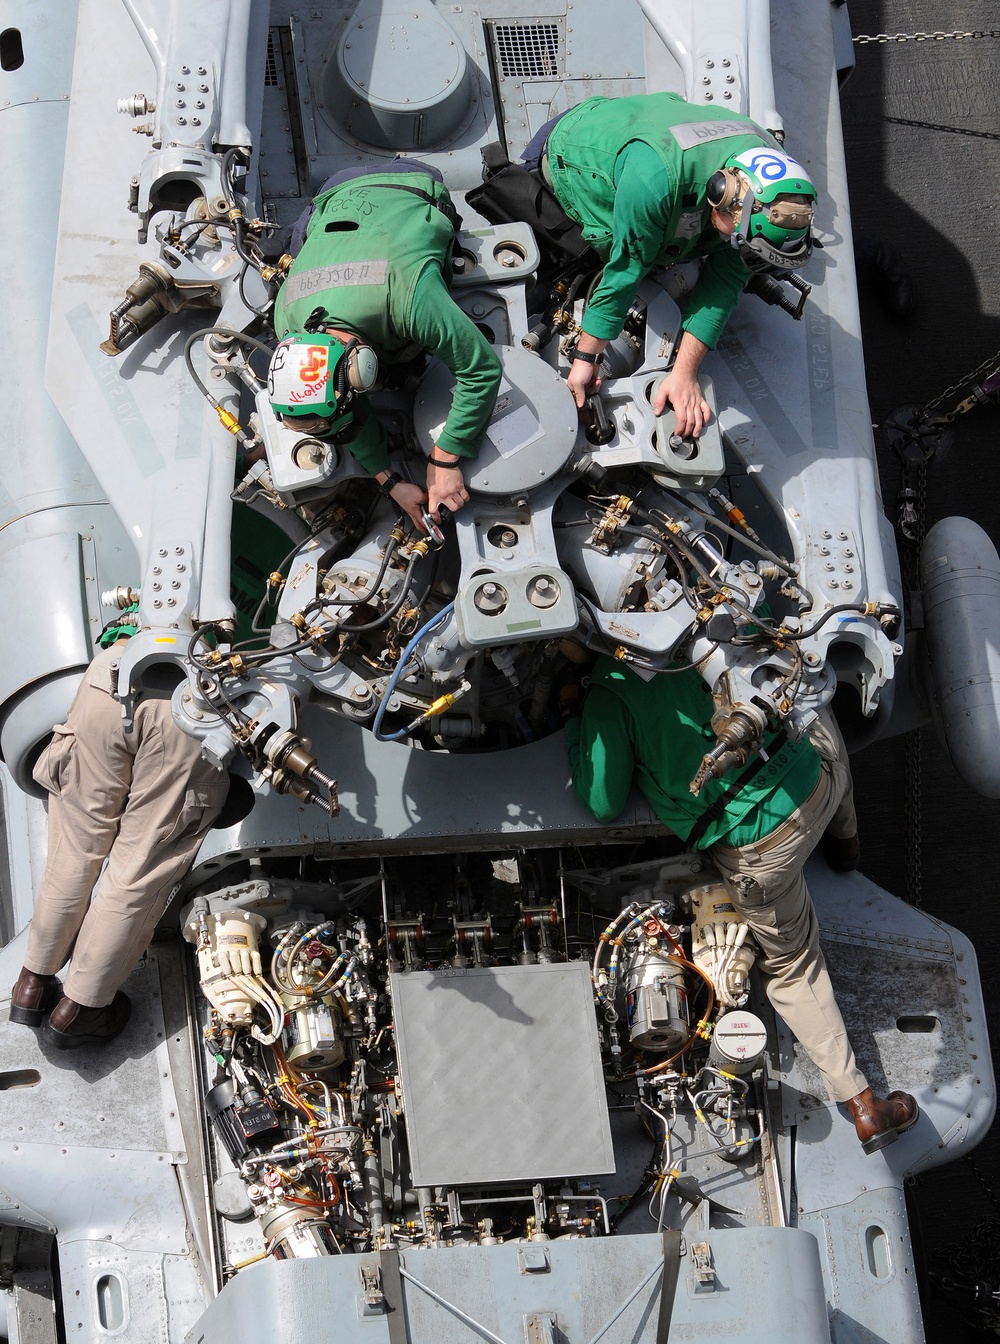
left=388, top=480, right=429, bottom=533
left=426, top=455, right=469, bottom=523
left=567, top=357, right=601, bottom=409
left=653, top=368, right=711, bottom=439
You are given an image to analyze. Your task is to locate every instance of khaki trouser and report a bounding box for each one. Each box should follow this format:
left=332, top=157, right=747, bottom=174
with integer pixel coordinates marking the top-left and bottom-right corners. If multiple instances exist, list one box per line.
left=24, top=644, right=227, bottom=1007
left=709, top=712, right=868, bottom=1103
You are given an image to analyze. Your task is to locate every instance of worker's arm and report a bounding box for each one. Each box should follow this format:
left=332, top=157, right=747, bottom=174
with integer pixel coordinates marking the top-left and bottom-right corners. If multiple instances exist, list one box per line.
left=344, top=407, right=429, bottom=534
left=679, top=242, right=748, bottom=349
left=564, top=684, right=638, bottom=823
left=408, top=266, right=503, bottom=521
left=652, top=331, right=711, bottom=439
left=569, top=144, right=674, bottom=407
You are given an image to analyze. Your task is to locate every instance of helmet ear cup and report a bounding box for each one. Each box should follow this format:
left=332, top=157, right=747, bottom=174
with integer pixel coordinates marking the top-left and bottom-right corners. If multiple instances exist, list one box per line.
left=348, top=343, right=379, bottom=392
left=338, top=337, right=379, bottom=394
left=706, top=168, right=742, bottom=212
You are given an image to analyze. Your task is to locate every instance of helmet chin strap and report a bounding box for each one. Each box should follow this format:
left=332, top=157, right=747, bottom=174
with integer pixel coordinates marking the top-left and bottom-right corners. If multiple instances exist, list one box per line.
left=736, top=188, right=756, bottom=240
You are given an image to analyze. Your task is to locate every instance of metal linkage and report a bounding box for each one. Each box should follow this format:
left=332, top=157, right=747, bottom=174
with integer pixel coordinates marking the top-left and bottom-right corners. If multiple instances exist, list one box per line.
left=853, top=30, right=1000, bottom=45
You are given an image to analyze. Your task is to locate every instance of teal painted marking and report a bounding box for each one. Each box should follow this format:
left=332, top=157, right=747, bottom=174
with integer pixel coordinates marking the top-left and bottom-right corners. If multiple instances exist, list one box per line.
left=177, top=349, right=209, bottom=460
left=65, top=303, right=165, bottom=477
left=716, top=333, right=811, bottom=457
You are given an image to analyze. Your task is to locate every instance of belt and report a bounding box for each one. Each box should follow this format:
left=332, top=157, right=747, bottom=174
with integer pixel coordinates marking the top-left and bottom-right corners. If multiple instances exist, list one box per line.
left=747, top=764, right=830, bottom=855
left=538, top=140, right=555, bottom=188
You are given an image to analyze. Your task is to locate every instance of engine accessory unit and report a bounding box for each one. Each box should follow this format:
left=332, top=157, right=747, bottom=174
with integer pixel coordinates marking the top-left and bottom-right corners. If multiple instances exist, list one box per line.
left=688, top=884, right=757, bottom=1008
left=623, top=944, right=690, bottom=1052
left=707, top=1011, right=769, bottom=1076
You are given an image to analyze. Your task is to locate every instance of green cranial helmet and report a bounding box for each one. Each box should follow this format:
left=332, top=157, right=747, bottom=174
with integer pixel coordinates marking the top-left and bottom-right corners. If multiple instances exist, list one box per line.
left=720, top=148, right=817, bottom=274
left=267, top=331, right=378, bottom=436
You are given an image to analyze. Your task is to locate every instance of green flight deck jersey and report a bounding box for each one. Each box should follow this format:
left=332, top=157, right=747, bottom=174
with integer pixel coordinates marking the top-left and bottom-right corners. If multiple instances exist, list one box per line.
left=275, top=171, right=502, bottom=471
left=545, top=94, right=783, bottom=348
left=565, top=657, right=820, bottom=848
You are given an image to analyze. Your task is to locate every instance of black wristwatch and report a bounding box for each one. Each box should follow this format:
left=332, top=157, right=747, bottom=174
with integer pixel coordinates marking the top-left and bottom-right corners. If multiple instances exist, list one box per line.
left=378, top=470, right=403, bottom=497
left=572, top=348, right=599, bottom=365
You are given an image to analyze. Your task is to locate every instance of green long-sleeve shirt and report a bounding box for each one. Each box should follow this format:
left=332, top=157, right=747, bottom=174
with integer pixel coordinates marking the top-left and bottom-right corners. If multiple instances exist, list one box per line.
left=565, top=658, right=820, bottom=849
left=546, top=94, right=781, bottom=348
left=275, top=171, right=502, bottom=467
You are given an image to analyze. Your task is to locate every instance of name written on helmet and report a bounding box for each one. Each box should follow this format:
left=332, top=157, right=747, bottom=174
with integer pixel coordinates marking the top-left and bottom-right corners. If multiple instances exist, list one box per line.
left=268, top=342, right=332, bottom=403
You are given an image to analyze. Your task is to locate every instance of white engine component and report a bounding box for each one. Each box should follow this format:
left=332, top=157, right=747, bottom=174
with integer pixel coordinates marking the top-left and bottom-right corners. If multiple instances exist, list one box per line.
left=708, top=1011, right=769, bottom=1076
left=688, top=884, right=758, bottom=1009
left=182, top=903, right=276, bottom=1031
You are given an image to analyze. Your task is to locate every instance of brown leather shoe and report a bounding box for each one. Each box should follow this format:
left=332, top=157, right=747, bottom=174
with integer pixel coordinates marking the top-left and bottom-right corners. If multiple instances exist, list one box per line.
left=9, top=969, right=63, bottom=1027
left=822, top=831, right=861, bottom=872
left=44, top=993, right=131, bottom=1050
left=846, top=1087, right=919, bottom=1154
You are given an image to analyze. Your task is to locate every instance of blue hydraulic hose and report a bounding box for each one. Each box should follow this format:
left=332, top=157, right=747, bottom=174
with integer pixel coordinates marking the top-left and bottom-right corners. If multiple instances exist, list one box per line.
left=372, top=601, right=456, bottom=742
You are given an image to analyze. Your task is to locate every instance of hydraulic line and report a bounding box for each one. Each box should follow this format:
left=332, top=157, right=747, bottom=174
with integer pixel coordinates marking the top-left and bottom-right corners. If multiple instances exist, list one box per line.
left=371, top=601, right=457, bottom=742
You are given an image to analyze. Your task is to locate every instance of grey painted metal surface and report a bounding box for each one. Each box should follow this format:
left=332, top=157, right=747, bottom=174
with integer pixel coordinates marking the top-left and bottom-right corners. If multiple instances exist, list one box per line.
left=920, top=516, right=1000, bottom=797
left=392, top=963, right=614, bottom=1186
left=0, top=0, right=997, bottom=1342
left=186, top=1230, right=834, bottom=1344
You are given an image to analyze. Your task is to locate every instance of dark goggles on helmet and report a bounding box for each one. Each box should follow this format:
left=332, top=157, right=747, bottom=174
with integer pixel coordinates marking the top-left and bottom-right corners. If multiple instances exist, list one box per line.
left=278, top=408, right=355, bottom=439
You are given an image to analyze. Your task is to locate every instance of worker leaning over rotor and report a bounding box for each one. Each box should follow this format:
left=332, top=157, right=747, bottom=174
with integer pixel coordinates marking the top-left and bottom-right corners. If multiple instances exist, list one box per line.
left=270, top=160, right=502, bottom=531
left=522, top=92, right=817, bottom=434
